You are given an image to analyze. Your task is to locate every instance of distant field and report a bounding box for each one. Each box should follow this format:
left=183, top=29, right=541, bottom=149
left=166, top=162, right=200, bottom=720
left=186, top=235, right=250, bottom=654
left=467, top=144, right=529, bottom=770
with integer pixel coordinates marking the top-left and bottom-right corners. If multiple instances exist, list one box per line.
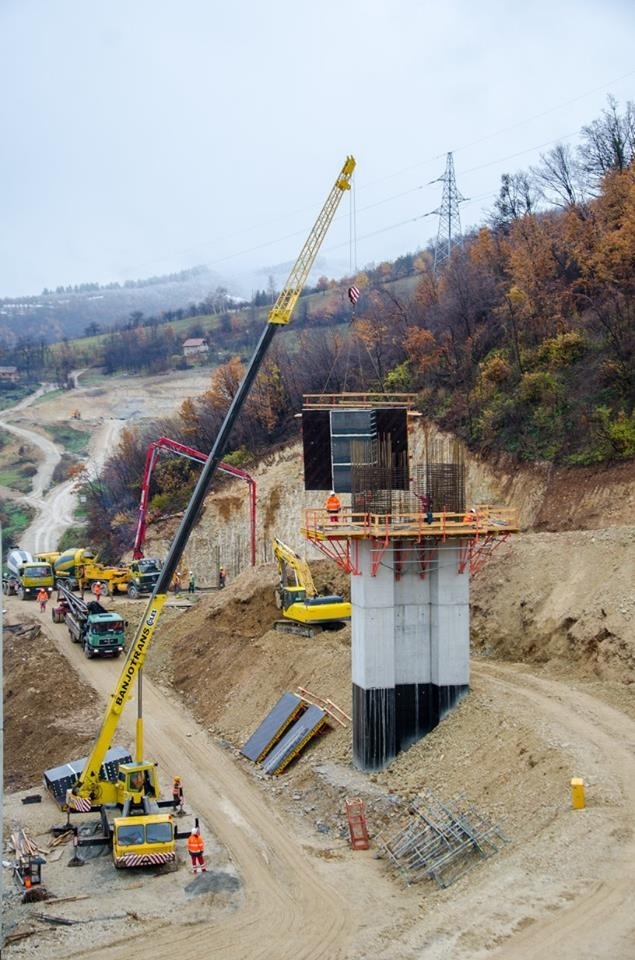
left=42, top=422, right=91, bottom=457
left=0, top=434, right=39, bottom=494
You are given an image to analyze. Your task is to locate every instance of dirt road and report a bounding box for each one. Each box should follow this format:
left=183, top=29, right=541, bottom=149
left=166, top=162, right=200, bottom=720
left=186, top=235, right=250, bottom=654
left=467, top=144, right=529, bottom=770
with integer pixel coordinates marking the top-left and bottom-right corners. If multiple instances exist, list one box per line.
left=0, top=369, right=210, bottom=554
left=5, top=598, right=355, bottom=959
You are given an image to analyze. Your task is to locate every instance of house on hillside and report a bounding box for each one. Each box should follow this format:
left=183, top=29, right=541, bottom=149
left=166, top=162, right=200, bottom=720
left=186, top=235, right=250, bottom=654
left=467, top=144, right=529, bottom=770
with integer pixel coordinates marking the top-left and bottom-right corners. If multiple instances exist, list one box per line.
left=0, top=365, right=19, bottom=382
left=182, top=337, right=209, bottom=358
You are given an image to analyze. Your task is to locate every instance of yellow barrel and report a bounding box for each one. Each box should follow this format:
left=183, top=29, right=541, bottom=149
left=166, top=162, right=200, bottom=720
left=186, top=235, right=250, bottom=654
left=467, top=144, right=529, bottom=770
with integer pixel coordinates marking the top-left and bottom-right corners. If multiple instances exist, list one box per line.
left=570, top=778, right=586, bottom=809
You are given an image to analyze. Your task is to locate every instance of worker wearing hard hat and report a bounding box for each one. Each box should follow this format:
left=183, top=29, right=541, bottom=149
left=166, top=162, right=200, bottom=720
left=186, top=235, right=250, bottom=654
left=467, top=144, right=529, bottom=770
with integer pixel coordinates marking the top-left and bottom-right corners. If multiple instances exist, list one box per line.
left=187, top=827, right=206, bottom=873
left=172, top=775, right=184, bottom=814
left=325, top=490, right=341, bottom=523
left=93, top=581, right=103, bottom=600
left=463, top=507, right=478, bottom=526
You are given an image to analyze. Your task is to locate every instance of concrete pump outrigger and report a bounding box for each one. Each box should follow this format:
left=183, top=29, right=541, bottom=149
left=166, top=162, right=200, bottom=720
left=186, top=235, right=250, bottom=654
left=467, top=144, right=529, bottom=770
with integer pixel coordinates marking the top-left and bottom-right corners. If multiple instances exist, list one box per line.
left=44, top=155, right=356, bottom=869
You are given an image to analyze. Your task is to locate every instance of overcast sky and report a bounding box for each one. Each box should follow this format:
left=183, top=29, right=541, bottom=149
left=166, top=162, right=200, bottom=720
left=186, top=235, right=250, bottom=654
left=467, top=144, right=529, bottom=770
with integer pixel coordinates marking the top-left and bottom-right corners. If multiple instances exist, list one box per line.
left=1, top=0, right=633, bottom=299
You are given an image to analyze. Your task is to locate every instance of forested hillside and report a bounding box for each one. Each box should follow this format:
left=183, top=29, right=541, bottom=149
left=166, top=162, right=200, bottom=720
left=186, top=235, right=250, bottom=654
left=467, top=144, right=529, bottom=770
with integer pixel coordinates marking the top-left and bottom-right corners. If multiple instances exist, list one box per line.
left=5, top=99, right=634, bottom=558
left=76, top=99, right=635, bottom=560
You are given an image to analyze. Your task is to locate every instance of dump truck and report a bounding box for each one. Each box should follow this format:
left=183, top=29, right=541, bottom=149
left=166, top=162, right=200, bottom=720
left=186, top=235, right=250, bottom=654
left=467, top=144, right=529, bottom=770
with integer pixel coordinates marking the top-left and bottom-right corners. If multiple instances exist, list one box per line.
left=2, top=549, right=54, bottom=600
left=57, top=583, right=127, bottom=658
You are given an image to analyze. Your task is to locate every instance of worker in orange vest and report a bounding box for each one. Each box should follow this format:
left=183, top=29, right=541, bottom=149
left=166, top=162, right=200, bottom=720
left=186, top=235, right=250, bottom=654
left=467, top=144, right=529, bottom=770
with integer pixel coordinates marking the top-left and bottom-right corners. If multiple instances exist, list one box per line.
left=172, top=775, right=184, bottom=814
left=463, top=507, right=478, bottom=525
left=187, top=827, right=206, bottom=873
left=325, top=490, right=341, bottom=523
left=37, top=588, right=49, bottom=612
left=93, top=581, right=104, bottom=600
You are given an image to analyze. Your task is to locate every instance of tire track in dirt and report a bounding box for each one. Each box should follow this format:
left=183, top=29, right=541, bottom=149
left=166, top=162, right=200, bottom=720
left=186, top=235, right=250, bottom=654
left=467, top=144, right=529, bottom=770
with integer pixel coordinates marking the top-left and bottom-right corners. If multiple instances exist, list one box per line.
left=475, top=662, right=635, bottom=960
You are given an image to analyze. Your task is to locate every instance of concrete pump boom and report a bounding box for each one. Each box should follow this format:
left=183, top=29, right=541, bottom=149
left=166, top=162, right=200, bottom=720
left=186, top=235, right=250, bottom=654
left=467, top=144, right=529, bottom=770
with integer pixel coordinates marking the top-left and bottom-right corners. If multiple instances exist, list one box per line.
left=69, top=155, right=356, bottom=804
left=132, top=436, right=257, bottom=565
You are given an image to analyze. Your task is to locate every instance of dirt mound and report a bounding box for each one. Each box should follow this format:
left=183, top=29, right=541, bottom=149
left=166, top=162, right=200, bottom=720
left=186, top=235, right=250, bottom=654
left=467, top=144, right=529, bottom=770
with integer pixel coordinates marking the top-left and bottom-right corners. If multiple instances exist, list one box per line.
left=3, top=616, right=101, bottom=791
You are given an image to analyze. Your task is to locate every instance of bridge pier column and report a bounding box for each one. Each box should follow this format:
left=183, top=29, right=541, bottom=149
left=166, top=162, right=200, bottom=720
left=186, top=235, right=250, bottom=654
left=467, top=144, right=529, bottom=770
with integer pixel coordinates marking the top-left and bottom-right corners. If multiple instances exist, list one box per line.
left=351, top=539, right=469, bottom=771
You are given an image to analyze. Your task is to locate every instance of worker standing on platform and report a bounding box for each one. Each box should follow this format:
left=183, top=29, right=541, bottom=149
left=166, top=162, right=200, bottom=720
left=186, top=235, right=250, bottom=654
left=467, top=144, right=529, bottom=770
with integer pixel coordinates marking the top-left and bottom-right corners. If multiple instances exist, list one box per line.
left=326, top=490, right=341, bottom=523
left=187, top=827, right=206, bottom=873
left=463, top=507, right=478, bottom=525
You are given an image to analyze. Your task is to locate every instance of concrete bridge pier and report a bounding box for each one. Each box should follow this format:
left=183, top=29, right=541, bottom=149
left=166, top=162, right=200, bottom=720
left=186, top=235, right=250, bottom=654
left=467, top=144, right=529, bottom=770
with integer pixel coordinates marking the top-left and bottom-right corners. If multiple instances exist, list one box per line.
left=351, top=540, right=469, bottom=771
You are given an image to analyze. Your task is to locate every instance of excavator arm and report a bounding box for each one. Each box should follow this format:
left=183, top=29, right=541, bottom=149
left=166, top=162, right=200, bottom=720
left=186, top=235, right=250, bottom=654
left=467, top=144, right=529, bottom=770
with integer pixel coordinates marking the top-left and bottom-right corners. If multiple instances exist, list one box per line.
left=273, top=537, right=318, bottom=597
left=68, top=155, right=356, bottom=803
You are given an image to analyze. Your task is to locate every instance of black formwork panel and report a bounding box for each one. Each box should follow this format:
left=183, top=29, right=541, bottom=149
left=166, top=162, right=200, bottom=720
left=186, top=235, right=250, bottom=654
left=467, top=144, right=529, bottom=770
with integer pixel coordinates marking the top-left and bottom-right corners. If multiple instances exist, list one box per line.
left=330, top=409, right=376, bottom=493
left=302, top=409, right=332, bottom=490
left=240, top=693, right=306, bottom=763
left=260, top=704, right=327, bottom=775
left=44, top=746, right=133, bottom=806
left=302, top=406, right=410, bottom=493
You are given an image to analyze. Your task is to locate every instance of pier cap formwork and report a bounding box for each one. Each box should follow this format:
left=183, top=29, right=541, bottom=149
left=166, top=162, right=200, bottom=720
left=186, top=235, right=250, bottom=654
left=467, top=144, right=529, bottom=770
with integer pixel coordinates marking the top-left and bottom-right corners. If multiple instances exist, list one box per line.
left=299, top=393, right=519, bottom=770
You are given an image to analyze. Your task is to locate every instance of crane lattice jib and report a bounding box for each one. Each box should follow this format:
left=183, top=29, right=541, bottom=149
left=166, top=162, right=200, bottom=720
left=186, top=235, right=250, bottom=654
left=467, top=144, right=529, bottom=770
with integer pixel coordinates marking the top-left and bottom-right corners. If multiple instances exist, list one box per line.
left=268, top=156, right=355, bottom=325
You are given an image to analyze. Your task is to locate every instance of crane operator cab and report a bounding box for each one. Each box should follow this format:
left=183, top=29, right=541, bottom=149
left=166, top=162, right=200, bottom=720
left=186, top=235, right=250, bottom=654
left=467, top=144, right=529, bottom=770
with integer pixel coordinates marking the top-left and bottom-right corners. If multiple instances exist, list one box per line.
left=117, top=762, right=159, bottom=805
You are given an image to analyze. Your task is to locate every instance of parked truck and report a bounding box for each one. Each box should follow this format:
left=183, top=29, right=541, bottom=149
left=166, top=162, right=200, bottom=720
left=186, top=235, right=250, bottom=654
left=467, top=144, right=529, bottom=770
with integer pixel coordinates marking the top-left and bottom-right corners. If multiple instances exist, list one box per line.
left=56, top=583, right=127, bottom=658
left=53, top=547, right=161, bottom=597
left=2, top=549, right=54, bottom=600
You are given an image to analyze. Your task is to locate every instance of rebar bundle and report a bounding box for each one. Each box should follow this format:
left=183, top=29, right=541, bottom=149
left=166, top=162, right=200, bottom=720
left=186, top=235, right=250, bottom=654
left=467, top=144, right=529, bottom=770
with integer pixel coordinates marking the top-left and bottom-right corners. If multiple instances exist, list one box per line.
left=377, top=791, right=507, bottom=888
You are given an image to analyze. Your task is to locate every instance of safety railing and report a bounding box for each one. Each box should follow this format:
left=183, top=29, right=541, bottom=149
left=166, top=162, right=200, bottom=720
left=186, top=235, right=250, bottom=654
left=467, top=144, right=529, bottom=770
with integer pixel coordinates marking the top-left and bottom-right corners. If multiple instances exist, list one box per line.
left=302, top=505, right=518, bottom=540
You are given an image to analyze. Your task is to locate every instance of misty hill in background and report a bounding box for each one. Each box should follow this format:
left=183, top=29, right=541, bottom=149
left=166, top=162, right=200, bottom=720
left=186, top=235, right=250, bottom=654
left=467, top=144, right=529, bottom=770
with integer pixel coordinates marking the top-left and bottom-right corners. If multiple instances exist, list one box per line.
left=0, top=265, right=232, bottom=345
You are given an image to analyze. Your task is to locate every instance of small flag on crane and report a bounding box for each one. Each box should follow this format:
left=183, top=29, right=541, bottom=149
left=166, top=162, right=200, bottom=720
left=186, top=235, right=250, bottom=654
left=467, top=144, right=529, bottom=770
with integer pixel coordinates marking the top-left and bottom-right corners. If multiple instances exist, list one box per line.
left=348, top=285, right=360, bottom=305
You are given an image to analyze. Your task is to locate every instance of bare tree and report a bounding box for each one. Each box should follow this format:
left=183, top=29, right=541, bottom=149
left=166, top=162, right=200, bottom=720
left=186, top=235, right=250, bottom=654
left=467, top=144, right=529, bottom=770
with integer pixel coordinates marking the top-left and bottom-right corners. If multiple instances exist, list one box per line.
left=531, top=143, right=587, bottom=209
left=578, top=96, right=635, bottom=184
left=490, top=172, right=539, bottom=230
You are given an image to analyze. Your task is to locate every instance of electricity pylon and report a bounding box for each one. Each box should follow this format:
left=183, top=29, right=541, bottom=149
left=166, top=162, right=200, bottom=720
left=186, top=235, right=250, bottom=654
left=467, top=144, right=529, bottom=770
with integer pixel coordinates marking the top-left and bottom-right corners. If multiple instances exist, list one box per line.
left=430, top=152, right=467, bottom=272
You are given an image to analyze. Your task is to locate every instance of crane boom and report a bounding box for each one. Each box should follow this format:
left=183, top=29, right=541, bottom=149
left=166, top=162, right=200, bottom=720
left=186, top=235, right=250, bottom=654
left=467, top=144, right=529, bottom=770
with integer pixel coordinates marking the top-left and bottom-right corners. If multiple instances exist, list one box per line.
left=70, top=155, right=356, bottom=803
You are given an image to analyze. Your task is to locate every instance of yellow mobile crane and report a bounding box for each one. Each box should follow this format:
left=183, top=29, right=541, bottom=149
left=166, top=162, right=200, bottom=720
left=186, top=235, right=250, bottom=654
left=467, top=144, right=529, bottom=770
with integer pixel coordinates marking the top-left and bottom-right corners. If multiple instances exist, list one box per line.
left=272, top=537, right=351, bottom=635
left=44, top=155, right=356, bottom=867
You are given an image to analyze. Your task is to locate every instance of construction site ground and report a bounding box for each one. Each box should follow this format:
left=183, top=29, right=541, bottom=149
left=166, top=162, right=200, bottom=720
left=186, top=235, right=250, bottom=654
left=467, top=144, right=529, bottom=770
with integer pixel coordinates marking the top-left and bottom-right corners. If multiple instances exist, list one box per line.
left=2, top=371, right=635, bottom=959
